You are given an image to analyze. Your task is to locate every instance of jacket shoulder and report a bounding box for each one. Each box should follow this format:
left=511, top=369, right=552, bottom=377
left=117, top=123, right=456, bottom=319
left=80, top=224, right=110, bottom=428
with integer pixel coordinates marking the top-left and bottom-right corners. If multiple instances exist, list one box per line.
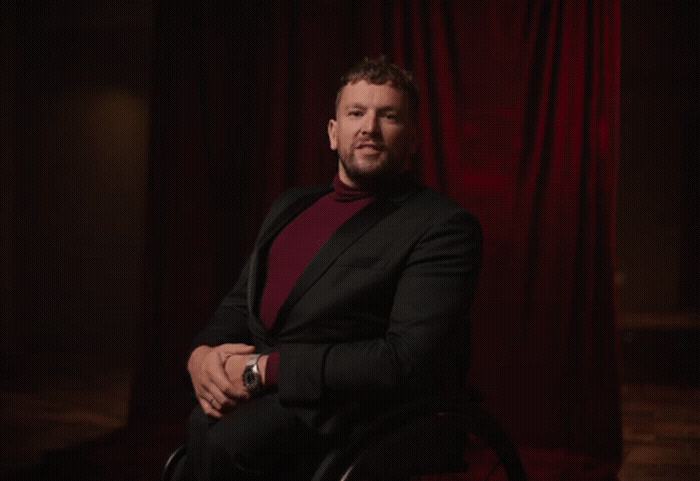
left=403, top=186, right=479, bottom=225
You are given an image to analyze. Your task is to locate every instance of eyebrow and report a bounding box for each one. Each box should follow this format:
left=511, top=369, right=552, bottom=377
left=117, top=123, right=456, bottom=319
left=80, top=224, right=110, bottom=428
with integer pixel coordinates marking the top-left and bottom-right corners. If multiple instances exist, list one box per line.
left=344, top=103, right=401, bottom=113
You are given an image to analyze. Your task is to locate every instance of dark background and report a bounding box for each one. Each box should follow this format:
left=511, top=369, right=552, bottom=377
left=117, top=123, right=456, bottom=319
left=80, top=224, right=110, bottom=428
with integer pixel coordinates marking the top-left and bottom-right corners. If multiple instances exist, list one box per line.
left=1, top=0, right=697, bottom=479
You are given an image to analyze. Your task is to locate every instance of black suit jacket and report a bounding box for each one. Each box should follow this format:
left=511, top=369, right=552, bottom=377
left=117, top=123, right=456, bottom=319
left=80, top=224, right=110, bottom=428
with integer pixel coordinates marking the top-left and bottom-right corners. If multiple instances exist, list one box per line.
left=192, top=180, right=482, bottom=431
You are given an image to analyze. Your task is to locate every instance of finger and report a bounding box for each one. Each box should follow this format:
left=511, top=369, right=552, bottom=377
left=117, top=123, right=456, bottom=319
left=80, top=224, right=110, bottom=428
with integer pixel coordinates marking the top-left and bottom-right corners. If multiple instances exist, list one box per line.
left=206, top=383, right=234, bottom=407
left=208, top=364, right=238, bottom=399
left=203, top=388, right=223, bottom=411
left=217, top=343, right=256, bottom=355
left=203, top=355, right=236, bottom=392
left=214, top=358, right=252, bottom=401
left=200, top=397, right=222, bottom=419
left=230, top=385, right=251, bottom=401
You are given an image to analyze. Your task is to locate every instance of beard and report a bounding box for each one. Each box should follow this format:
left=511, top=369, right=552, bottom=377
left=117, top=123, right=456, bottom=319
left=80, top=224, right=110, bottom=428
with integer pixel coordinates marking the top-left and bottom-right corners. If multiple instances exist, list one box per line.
left=337, top=147, right=406, bottom=188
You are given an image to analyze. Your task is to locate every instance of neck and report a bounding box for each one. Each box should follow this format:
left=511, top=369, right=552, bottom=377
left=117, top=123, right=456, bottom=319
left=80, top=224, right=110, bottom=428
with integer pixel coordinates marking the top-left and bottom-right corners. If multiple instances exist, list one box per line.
left=337, top=164, right=359, bottom=189
left=336, top=168, right=415, bottom=200
left=337, top=162, right=412, bottom=192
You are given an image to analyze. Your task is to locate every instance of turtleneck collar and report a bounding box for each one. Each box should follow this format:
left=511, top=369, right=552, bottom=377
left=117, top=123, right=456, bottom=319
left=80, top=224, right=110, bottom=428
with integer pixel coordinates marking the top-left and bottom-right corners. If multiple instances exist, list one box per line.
left=331, top=171, right=418, bottom=202
left=332, top=174, right=375, bottom=202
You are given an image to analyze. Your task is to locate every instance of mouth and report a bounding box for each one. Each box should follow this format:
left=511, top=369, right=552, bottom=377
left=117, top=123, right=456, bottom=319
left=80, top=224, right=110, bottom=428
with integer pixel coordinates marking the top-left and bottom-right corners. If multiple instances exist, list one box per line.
left=355, top=142, right=384, bottom=153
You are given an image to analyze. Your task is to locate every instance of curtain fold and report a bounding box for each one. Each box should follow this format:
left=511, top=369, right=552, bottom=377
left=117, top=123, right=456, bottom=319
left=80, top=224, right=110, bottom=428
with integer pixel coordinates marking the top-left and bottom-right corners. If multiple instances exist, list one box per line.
left=134, top=0, right=621, bottom=470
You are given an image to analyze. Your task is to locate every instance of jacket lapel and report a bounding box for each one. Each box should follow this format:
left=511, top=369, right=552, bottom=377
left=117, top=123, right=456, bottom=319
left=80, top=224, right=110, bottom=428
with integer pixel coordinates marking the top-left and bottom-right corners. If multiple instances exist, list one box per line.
left=268, top=195, right=403, bottom=340
left=247, top=186, right=332, bottom=321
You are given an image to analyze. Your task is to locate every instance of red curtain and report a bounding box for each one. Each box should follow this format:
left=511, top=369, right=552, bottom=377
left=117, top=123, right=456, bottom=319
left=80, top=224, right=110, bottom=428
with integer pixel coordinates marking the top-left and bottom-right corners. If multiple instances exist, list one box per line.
left=134, top=0, right=621, bottom=475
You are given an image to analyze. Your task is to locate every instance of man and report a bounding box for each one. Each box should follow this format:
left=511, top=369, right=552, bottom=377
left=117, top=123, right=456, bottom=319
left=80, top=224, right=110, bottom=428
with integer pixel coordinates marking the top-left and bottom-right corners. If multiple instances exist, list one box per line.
left=183, top=57, right=482, bottom=480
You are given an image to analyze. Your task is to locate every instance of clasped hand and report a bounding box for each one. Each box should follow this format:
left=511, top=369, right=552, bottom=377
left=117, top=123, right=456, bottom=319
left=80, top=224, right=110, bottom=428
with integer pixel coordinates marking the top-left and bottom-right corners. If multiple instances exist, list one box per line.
left=187, top=343, right=256, bottom=418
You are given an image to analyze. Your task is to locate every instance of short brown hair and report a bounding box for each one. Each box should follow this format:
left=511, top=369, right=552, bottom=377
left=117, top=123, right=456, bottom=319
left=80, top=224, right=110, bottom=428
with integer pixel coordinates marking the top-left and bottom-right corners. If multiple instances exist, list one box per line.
left=335, top=56, right=420, bottom=117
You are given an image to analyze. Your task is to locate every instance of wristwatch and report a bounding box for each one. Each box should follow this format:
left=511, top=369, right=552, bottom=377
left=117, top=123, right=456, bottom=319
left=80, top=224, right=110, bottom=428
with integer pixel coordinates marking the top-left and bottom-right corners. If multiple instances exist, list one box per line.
left=242, top=353, right=264, bottom=396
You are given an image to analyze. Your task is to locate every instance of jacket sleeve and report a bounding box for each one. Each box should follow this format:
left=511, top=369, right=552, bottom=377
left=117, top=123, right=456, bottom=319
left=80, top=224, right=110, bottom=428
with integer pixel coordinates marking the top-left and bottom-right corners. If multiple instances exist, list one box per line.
left=277, top=208, right=482, bottom=404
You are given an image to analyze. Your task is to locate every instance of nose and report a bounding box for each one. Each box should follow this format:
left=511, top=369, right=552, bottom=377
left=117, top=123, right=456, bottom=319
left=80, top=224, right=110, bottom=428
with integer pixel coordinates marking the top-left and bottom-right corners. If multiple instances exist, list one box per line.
left=360, top=110, right=380, bottom=135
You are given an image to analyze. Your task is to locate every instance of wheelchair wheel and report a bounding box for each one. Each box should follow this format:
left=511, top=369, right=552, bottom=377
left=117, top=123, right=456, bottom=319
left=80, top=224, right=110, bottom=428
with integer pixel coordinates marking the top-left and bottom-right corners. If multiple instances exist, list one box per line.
left=332, top=409, right=526, bottom=481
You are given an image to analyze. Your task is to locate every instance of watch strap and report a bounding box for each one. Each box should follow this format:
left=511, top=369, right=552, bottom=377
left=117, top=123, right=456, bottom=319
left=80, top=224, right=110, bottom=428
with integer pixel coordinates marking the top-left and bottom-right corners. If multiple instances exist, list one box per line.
left=246, top=353, right=262, bottom=375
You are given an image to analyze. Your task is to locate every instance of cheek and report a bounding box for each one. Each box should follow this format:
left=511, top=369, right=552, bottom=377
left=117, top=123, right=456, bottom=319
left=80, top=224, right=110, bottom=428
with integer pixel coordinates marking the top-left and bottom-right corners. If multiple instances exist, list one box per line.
left=341, top=126, right=352, bottom=139
left=385, top=128, right=407, bottom=149
left=343, top=129, right=358, bottom=148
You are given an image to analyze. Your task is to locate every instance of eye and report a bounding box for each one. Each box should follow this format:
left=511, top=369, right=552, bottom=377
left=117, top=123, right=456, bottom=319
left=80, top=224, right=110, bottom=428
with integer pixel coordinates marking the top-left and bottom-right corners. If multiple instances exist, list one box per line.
left=348, top=110, right=363, bottom=117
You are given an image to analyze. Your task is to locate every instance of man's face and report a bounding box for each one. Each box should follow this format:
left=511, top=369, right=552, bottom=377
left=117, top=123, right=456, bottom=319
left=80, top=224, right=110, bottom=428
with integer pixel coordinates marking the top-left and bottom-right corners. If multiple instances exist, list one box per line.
left=328, top=80, right=417, bottom=188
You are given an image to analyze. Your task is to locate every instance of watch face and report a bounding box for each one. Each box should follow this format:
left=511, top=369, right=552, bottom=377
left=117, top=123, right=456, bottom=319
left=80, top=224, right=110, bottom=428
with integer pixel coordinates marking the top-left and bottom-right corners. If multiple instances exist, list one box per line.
left=243, top=368, right=260, bottom=391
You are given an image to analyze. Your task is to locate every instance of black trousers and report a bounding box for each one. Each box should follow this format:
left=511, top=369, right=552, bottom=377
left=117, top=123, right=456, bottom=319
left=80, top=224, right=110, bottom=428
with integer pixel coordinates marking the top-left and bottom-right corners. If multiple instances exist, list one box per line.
left=182, top=393, right=329, bottom=481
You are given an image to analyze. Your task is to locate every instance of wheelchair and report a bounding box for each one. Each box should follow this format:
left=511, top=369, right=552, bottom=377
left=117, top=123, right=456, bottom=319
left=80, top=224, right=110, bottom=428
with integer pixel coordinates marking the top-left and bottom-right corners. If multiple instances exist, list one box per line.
left=162, top=389, right=527, bottom=480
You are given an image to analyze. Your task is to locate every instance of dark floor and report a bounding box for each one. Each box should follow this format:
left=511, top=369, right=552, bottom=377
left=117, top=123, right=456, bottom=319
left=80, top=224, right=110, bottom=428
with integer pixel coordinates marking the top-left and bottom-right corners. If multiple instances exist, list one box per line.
left=614, top=309, right=700, bottom=481
left=618, top=384, right=700, bottom=480
left=0, top=370, right=132, bottom=479
left=2, top=314, right=698, bottom=480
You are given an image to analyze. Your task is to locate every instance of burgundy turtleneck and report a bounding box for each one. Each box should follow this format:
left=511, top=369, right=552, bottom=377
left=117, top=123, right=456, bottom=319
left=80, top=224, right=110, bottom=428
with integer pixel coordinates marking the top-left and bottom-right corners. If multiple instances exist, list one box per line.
left=260, top=175, right=374, bottom=386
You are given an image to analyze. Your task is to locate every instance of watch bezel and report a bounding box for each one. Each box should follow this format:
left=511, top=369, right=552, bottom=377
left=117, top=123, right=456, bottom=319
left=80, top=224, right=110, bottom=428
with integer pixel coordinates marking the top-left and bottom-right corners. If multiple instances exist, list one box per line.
left=242, top=353, right=264, bottom=395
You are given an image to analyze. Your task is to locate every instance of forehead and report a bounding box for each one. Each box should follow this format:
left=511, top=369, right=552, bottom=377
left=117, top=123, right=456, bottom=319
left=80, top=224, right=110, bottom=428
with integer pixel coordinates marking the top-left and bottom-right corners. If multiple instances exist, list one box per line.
left=337, top=80, right=409, bottom=109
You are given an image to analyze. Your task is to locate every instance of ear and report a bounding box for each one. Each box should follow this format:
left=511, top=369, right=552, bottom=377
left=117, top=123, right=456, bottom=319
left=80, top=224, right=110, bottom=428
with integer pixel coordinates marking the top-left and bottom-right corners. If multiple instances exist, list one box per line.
left=328, top=119, right=338, bottom=151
